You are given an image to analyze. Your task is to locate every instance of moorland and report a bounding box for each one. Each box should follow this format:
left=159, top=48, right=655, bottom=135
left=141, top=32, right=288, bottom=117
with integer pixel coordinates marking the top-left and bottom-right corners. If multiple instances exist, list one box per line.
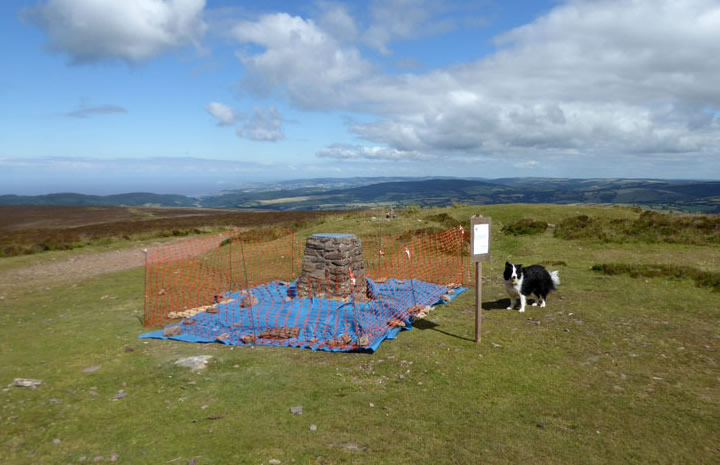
left=0, top=203, right=718, bottom=464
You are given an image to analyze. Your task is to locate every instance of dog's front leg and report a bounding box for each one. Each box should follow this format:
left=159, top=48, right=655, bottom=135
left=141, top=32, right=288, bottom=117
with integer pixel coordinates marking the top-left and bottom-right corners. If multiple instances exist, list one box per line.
left=518, top=294, right=527, bottom=312
left=506, top=296, right=516, bottom=310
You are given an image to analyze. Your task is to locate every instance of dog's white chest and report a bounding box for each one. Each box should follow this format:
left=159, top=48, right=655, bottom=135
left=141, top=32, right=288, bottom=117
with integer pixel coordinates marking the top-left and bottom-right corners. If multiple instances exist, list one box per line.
left=504, top=280, right=521, bottom=297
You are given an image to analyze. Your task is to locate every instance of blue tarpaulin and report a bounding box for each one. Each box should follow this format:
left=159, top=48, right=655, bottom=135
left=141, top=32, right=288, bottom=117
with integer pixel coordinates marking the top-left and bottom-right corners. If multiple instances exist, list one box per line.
left=141, top=278, right=466, bottom=352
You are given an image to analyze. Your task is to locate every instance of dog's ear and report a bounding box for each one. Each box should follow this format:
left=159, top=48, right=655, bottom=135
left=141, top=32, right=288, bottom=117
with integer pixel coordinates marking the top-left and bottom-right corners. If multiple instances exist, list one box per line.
left=516, top=264, right=523, bottom=271
left=505, top=261, right=511, bottom=267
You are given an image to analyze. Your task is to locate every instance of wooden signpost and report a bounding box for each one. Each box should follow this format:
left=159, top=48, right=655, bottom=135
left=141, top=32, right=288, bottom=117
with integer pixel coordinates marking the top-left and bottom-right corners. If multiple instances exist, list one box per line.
left=470, top=215, right=491, bottom=343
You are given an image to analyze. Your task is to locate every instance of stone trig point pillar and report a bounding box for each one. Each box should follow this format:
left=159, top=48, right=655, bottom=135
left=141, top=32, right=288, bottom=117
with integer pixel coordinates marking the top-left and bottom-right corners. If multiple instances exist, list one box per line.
left=297, top=234, right=367, bottom=300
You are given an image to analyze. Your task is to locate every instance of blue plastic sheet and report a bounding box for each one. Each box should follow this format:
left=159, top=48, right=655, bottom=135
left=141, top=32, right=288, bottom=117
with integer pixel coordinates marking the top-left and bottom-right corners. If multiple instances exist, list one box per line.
left=140, top=278, right=466, bottom=352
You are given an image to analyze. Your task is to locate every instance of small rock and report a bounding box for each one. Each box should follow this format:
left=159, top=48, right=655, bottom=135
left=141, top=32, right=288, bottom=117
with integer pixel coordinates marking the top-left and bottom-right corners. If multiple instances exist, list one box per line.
left=369, top=403, right=374, bottom=408
left=163, top=326, right=182, bottom=337
left=175, top=355, right=213, bottom=372
left=491, top=343, right=502, bottom=348
left=124, top=345, right=134, bottom=353
left=240, top=294, right=259, bottom=308
left=290, top=406, right=303, bottom=415
left=12, top=378, right=43, bottom=389
left=52, top=438, right=62, bottom=444
left=309, top=424, right=317, bottom=432
left=109, top=454, right=119, bottom=462
left=112, top=390, right=127, bottom=401
left=78, top=456, right=87, bottom=463
left=93, top=456, right=104, bottom=462
left=82, top=365, right=102, bottom=373
left=269, top=460, right=282, bottom=465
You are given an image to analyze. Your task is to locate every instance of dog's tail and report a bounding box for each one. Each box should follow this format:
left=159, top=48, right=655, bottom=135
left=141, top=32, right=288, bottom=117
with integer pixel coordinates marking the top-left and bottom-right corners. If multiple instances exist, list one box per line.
left=550, top=270, right=561, bottom=288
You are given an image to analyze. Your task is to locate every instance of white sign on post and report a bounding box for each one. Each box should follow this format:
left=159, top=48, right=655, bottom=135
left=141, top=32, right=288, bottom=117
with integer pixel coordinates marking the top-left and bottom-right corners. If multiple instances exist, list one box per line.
left=470, top=215, right=491, bottom=343
left=473, top=223, right=489, bottom=255
left=470, top=216, right=491, bottom=263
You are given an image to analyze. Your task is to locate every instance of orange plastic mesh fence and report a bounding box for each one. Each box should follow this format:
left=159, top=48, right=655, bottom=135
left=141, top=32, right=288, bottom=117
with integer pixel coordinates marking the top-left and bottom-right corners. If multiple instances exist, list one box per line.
left=144, top=227, right=469, bottom=328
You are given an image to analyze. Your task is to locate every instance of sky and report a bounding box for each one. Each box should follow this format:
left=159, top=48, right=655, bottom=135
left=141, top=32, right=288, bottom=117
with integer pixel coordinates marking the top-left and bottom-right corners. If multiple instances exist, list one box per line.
left=1, top=0, right=720, bottom=196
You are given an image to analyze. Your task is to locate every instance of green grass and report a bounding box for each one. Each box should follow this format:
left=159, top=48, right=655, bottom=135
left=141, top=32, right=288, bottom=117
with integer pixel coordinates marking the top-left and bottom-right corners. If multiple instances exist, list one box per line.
left=1, top=204, right=719, bottom=464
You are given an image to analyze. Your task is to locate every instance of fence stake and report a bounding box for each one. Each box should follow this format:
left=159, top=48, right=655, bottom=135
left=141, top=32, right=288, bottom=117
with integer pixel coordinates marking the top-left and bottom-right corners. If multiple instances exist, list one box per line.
left=475, top=261, right=482, bottom=343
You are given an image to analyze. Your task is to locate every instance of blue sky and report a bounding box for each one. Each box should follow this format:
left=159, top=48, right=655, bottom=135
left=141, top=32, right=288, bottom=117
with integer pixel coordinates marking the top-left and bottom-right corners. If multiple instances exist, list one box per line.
left=1, top=0, right=719, bottom=195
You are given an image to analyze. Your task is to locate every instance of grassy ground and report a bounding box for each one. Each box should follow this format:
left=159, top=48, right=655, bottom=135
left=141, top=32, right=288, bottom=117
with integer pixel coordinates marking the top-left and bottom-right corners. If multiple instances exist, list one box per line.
left=1, top=204, right=718, bottom=464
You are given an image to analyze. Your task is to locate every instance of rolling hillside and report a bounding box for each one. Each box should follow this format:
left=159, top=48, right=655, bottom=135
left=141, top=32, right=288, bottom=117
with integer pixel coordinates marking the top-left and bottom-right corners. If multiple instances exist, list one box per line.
left=1, top=178, right=719, bottom=213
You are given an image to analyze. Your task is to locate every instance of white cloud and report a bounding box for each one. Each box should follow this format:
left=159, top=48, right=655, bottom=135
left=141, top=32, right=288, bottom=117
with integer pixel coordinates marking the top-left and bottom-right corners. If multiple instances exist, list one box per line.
left=316, top=143, right=430, bottom=161
left=363, top=0, right=457, bottom=55
left=25, top=0, right=207, bottom=64
left=307, top=0, right=720, bottom=162
left=231, top=12, right=371, bottom=109
left=235, top=106, right=285, bottom=142
left=65, top=105, right=127, bottom=118
left=315, top=1, right=359, bottom=43
left=205, top=101, right=284, bottom=142
left=206, top=102, right=236, bottom=125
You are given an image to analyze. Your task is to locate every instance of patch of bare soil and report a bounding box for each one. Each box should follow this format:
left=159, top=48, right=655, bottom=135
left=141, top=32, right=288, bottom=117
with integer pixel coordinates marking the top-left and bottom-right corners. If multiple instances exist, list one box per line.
left=0, top=235, right=223, bottom=290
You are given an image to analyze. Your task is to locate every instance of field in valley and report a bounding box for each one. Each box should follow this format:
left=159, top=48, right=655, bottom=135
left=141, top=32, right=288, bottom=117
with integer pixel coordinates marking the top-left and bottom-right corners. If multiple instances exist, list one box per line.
left=0, top=204, right=718, bottom=464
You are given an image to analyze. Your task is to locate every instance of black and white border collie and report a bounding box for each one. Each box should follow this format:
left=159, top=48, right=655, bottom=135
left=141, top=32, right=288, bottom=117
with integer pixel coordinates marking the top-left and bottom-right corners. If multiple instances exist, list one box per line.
left=504, top=262, right=560, bottom=313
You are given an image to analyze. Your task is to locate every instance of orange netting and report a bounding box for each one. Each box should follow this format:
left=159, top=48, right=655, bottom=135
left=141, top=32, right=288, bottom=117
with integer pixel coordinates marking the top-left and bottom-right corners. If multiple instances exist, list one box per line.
left=143, top=227, right=469, bottom=351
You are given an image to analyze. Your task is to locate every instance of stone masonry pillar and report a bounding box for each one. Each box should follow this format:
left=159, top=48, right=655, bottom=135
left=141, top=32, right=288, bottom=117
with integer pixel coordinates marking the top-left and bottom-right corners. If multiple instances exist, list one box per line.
left=296, top=234, right=366, bottom=300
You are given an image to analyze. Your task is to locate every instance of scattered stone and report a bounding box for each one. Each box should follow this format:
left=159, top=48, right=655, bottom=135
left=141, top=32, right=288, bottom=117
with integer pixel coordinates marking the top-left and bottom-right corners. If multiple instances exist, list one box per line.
left=175, top=355, right=213, bottom=372
left=259, top=327, right=300, bottom=339
left=109, top=454, right=119, bottom=462
left=309, top=424, right=317, bottom=432
left=163, top=326, right=182, bottom=337
left=491, top=343, right=502, bottom=348
left=290, top=406, right=303, bottom=415
left=612, top=385, right=624, bottom=392
left=82, top=365, right=102, bottom=374
left=52, top=438, right=62, bottom=444
left=112, top=390, right=127, bottom=401
left=536, top=423, right=545, bottom=430
left=78, top=456, right=87, bottom=462
left=240, top=294, right=259, bottom=308
left=93, top=456, right=104, bottom=462
left=12, top=378, right=43, bottom=389
left=441, top=294, right=452, bottom=302
left=269, top=459, right=282, bottom=465
left=240, top=334, right=256, bottom=344
left=123, top=345, right=134, bottom=353
left=329, top=442, right=366, bottom=452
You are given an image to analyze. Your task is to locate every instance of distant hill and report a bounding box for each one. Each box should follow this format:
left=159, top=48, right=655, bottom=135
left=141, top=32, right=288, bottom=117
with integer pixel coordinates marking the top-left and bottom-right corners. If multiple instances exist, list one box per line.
left=1, top=178, right=719, bottom=213
left=0, top=192, right=198, bottom=208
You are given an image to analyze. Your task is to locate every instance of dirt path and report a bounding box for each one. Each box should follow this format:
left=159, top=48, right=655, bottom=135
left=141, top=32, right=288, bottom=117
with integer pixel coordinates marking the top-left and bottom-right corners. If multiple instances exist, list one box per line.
left=0, top=234, right=229, bottom=291
left=0, top=247, right=148, bottom=290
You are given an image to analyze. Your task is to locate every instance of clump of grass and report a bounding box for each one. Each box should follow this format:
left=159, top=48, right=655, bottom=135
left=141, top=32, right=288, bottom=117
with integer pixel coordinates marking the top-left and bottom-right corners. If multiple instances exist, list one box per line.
left=592, top=263, right=720, bottom=292
left=556, top=211, right=720, bottom=245
left=423, top=212, right=461, bottom=228
left=501, top=218, right=549, bottom=236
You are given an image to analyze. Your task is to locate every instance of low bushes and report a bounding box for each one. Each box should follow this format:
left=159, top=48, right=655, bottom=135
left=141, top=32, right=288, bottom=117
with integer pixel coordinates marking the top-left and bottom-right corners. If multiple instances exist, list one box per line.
left=501, top=218, right=549, bottom=235
left=592, top=263, right=720, bottom=292
left=556, top=211, right=720, bottom=245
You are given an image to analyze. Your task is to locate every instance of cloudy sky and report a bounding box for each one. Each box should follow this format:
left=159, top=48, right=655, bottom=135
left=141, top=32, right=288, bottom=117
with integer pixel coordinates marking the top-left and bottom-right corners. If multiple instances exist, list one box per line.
left=2, top=0, right=719, bottom=195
